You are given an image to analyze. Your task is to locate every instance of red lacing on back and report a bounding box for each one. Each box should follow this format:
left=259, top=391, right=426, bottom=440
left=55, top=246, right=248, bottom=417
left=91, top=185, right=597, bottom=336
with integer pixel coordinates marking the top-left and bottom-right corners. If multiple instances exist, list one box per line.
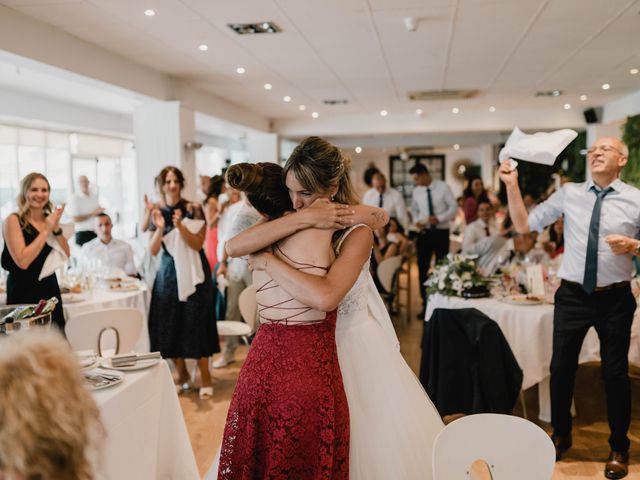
left=256, top=244, right=329, bottom=325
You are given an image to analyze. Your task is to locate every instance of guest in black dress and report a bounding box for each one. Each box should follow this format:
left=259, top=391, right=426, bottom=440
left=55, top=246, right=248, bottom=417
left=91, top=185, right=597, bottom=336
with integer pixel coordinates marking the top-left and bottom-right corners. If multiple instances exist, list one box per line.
left=148, top=166, right=219, bottom=399
left=1, top=173, right=69, bottom=330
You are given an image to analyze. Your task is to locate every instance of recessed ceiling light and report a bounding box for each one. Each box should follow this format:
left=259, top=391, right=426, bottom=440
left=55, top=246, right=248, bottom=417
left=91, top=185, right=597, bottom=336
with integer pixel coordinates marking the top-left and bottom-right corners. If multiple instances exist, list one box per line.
left=311, top=111, right=319, bottom=118
left=453, top=144, right=460, bottom=151
left=580, top=94, right=587, bottom=101
left=298, top=105, right=306, bottom=111
left=236, top=67, right=245, bottom=74
left=380, top=109, right=388, bottom=117
left=355, top=146, right=362, bottom=154
left=489, top=106, right=496, bottom=113
left=552, top=90, right=561, bottom=97
left=601, top=83, right=610, bottom=90
left=563, top=103, right=571, bottom=110
left=263, top=83, right=272, bottom=90
left=630, top=68, right=639, bottom=75
left=452, top=107, right=460, bottom=114
left=144, top=9, right=156, bottom=17
left=283, top=95, right=291, bottom=102
left=415, top=108, right=423, bottom=115
left=198, top=44, right=209, bottom=51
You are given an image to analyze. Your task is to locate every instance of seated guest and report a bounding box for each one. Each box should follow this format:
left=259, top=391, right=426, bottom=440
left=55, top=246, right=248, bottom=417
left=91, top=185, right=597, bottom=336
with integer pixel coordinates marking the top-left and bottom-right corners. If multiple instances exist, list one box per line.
left=386, top=217, right=410, bottom=255
left=463, top=175, right=490, bottom=223
left=0, top=330, right=105, bottom=480
left=81, top=213, right=137, bottom=277
left=510, top=231, right=550, bottom=265
left=461, top=200, right=509, bottom=275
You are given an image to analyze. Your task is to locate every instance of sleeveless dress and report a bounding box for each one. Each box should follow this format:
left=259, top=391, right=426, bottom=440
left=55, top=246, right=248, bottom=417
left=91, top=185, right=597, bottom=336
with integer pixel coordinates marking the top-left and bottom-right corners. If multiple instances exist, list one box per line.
left=1, top=216, right=64, bottom=329
left=335, top=224, right=444, bottom=480
left=217, top=248, right=349, bottom=480
left=147, top=200, right=220, bottom=358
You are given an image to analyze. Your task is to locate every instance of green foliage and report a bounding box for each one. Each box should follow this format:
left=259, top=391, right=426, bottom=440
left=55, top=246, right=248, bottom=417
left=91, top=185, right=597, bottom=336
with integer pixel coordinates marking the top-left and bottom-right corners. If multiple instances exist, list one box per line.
left=621, top=114, right=640, bottom=187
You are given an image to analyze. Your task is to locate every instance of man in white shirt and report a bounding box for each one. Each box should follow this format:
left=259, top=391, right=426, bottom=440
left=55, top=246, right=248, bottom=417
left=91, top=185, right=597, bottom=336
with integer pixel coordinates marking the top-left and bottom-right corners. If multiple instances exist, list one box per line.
left=500, top=137, right=640, bottom=478
left=362, top=172, right=409, bottom=229
left=82, top=213, right=137, bottom=277
left=67, top=175, right=103, bottom=246
left=461, top=200, right=510, bottom=275
left=410, top=163, right=458, bottom=316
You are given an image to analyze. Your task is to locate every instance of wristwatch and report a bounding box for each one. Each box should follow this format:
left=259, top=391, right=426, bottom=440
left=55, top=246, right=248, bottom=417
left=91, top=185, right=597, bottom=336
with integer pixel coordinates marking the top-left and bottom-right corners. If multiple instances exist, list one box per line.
left=52, top=228, right=63, bottom=236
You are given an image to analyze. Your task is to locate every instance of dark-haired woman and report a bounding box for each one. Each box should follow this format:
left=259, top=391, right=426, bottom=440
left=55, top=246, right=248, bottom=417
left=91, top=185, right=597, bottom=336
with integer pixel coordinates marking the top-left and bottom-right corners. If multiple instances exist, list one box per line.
left=148, top=166, right=220, bottom=399
left=217, top=162, right=350, bottom=479
left=2, top=172, right=69, bottom=329
left=463, top=175, right=489, bottom=224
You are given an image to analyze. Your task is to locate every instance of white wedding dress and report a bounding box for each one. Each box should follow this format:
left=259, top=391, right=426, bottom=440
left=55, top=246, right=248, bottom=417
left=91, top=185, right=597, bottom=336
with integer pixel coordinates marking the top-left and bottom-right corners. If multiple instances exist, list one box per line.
left=335, top=225, right=444, bottom=480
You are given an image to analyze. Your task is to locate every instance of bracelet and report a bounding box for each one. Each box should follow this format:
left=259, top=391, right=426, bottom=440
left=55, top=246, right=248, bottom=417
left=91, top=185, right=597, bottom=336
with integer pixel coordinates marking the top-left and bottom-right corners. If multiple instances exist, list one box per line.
left=52, top=228, right=63, bottom=236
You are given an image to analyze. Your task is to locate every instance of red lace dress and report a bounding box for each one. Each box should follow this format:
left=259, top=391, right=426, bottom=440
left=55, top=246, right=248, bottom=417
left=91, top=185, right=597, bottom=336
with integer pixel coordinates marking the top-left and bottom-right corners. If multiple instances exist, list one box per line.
left=217, top=251, right=350, bottom=480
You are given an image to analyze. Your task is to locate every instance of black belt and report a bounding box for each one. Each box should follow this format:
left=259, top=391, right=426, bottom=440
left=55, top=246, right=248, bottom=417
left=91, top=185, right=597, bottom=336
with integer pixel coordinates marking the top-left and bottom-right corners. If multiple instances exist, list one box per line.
left=563, top=280, right=630, bottom=292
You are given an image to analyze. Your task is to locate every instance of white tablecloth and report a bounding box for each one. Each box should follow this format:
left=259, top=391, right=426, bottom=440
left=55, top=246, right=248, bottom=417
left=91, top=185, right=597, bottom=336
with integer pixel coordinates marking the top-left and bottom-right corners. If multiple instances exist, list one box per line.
left=92, top=360, right=199, bottom=480
left=64, top=288, right=150, bottom=352
left=425, top=294, right=640, bottom=420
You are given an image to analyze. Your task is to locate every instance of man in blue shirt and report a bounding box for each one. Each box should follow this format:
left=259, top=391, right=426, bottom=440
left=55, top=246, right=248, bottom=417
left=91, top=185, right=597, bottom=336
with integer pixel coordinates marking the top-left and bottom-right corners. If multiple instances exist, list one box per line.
left=500, top=137, right=639, bottom=479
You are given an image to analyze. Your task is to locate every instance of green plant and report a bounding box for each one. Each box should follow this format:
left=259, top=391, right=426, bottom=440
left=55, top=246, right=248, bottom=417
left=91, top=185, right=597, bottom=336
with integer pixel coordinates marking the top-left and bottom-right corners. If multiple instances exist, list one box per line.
left=621, top=114, right=640, bottom=187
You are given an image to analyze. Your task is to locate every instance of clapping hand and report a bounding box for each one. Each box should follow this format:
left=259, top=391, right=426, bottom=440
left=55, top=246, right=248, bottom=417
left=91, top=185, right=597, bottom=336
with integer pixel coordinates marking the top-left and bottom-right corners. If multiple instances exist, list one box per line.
left=172, top=208, right=183, bottom=228
left=143, top=194, right=154, bottom=213
left=45, top=204, right=65, bottom=233
left=151, top=208, right=165, bottom=230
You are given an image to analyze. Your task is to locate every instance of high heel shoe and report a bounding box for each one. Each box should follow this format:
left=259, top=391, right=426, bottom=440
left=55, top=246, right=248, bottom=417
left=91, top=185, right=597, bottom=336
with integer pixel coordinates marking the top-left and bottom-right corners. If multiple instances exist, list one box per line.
left=199, top=386, right=214, bottom=399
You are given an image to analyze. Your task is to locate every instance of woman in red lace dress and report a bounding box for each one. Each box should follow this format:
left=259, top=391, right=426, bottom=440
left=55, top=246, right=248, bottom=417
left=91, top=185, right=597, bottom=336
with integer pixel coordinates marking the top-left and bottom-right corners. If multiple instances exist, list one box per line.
left=217, top=163, right=350, bottom=480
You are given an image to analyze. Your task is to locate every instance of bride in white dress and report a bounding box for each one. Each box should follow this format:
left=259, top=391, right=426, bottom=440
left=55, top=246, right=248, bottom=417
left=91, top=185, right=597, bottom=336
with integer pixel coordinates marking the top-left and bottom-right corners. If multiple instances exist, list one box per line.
left=227, top=136, right=444, bottom=479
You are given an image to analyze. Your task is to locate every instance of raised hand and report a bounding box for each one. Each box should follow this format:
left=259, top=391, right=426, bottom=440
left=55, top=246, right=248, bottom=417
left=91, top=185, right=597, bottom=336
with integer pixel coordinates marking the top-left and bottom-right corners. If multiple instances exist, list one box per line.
left=152, top=208, right=165, bottom=230
left=143, top=194, right=154, bottom=213
left=45, top=205, right=64, bottom=232
left=305, top=198, right=355, bottom=229
left=498, top=160, right=519, bottom=188
left=172, top=208, right=183, bottom=228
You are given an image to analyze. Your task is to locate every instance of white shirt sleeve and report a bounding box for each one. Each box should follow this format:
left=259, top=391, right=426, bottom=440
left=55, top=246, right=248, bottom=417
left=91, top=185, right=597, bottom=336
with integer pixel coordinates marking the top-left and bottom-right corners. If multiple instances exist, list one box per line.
left=438, top=182, right=458, bottom=223
left=528, top=187, right=565, bottom=233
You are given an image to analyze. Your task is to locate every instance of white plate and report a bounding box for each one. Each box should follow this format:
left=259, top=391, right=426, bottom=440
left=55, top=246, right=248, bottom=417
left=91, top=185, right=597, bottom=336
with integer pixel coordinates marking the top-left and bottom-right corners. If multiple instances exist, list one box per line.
left=499, top=294, right=543, bottom=306
left=84, top=369, right=124, bottom=391
left=108, top=284, right=139, bottom=292
left=101, top=357, right=161, bottom=371
left=61, top=293, right=85, bottom=303
left=76, top=350, right=101, bottom=371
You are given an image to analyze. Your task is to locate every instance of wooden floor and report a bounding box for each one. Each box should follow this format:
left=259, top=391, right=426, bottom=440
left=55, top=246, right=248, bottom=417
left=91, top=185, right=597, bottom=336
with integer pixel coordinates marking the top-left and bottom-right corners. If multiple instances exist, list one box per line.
left=180, top=263, right=640, bottom=479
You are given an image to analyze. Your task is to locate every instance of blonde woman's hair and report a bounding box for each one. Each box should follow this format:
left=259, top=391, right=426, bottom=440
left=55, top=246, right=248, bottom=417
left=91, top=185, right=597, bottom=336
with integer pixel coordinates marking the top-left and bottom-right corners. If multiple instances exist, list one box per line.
left=16, top=172, right=53, bottom=230
left=284, top=136, right=359, bottom=205
left=0, top=330, right=105, bottom=480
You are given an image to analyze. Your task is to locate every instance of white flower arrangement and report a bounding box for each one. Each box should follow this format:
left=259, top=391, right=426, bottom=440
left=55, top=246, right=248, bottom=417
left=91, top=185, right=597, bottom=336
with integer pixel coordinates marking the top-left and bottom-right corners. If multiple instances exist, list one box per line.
left=426, top=254, right=488, bottom=298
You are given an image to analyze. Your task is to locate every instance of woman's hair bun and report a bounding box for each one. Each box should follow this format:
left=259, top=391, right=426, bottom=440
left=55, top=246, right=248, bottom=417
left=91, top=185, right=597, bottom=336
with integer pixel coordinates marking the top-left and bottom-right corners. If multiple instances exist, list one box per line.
left=226, top=163, right=263, bottom=193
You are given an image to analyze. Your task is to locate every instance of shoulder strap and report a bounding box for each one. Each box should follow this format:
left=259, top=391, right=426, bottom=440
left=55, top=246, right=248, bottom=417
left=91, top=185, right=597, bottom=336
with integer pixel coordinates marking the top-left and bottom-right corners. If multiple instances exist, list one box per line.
left=335, top=223, right=370, bottom=255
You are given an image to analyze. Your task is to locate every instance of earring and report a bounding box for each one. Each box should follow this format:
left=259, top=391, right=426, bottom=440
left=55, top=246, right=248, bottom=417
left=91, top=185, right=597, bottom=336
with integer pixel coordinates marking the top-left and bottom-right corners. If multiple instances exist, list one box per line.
left=330, top=195, right=335, bottom=201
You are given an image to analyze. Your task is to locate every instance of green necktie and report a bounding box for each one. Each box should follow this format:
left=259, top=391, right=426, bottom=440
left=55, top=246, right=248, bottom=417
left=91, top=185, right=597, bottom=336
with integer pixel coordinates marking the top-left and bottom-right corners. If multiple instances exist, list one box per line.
left=582, top=185, right=613, bottom=293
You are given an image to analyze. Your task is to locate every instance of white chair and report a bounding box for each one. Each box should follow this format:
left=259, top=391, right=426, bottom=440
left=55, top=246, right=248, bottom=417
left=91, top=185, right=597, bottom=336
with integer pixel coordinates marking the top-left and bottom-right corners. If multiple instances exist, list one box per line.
left=65, top=308, right=144, bottom=356
left=432, top=413, right=555, bottom=480
left=377, top=255, right=403, bottom=294
left=216, top=285, right=257, bottom=345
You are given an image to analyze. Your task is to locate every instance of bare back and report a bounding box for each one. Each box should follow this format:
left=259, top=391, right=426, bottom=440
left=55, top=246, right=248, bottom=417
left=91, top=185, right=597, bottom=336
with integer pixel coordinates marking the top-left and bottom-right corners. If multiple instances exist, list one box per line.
left=254, top=228, right=335, bottom=324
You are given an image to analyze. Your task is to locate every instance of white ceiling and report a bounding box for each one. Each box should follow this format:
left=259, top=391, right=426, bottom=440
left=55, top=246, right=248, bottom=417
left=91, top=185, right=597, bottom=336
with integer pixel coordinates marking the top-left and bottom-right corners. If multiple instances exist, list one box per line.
left=1, top=0, right=640, bottom=134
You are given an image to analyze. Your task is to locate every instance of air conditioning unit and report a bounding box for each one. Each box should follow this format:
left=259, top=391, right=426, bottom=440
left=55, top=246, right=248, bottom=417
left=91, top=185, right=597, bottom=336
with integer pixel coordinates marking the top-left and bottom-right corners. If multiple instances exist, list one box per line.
left=408, top=90, right=479, bottom=101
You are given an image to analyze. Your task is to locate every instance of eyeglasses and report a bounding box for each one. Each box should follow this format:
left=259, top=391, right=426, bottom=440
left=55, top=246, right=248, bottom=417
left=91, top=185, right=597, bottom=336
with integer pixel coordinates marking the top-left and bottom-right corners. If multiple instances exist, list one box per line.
left=587, top=145, right=624, bottom=156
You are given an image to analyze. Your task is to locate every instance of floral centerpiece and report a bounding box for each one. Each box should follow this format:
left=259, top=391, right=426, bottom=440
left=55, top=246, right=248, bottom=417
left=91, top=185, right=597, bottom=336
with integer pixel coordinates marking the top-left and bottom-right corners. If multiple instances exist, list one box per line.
left=426, top=254, right=489, bottom=298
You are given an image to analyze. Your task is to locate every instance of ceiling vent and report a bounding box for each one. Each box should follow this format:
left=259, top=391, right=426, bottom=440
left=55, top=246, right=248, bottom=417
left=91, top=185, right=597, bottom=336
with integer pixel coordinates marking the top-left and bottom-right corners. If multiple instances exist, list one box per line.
left=408, top=89, right=479, bottom=101
left=228, top=22, right=280, bottom=35
left=323, top=99, right=349, bottom=105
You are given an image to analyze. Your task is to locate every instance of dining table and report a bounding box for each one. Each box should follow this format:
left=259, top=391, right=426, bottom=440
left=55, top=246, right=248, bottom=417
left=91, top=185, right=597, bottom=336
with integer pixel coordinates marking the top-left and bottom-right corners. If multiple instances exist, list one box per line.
left=91, top=360, right=199, bottom=480
left=424, top=293, right=640, bottom=421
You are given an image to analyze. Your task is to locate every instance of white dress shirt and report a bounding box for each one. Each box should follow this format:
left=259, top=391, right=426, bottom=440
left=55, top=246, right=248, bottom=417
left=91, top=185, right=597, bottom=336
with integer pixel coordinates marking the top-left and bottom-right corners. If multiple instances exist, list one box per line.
left=410, top=180, right=458, bottom=230
left=528, top=178, right=640, bottom=286
left=227, top=204, right=261, bottom=282
left=362, top=187, right=409, bottom=229
left=67, top=192, right=100, bottom=232
left=82, top=237, right=137, bottom=276
left=462, top=218, right=498, bottom=253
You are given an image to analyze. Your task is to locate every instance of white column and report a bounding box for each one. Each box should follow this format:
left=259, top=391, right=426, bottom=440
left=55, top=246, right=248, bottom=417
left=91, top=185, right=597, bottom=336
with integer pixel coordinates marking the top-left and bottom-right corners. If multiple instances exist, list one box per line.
left=246, top=132, right=280, bottom=164
left=133, top=101, right=197, bottom=204
left=480, top=144, right=495, bottom=190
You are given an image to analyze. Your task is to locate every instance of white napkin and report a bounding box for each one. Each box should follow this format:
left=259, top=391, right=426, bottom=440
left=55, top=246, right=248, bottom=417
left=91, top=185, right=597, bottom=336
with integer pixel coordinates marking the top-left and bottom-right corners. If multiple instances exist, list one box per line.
left=163, top=219, right=205, bottom=301
left=499, top=127, right=578, bottom=166
left=39, top=223, right=74, bottom=280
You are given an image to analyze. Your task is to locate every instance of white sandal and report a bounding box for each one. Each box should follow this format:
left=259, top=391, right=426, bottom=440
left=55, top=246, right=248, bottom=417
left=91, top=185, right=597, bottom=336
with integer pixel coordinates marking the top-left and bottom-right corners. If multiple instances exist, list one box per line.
left=199, top=386, right=214, bottom=399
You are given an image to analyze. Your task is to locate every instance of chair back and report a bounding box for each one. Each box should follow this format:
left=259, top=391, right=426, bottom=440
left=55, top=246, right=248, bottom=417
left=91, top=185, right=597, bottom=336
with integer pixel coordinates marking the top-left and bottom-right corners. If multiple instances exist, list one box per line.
left=65, top=308, right=143, bottom=356
left=238, top=285, right=257, bottom=333
left=376, top=255, right=403, bottom=293
left=432, top=413, right=555, bottom=480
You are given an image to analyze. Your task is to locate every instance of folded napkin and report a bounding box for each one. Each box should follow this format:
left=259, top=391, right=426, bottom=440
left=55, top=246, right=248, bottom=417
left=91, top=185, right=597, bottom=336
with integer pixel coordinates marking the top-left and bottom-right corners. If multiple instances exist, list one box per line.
left=163, top=219, right=205, bottom=301
left=39, top=223, right=74, bottom=280
left=111, top=351, right=161, bottom=367
left=499, top=127, right=578, bottom=166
